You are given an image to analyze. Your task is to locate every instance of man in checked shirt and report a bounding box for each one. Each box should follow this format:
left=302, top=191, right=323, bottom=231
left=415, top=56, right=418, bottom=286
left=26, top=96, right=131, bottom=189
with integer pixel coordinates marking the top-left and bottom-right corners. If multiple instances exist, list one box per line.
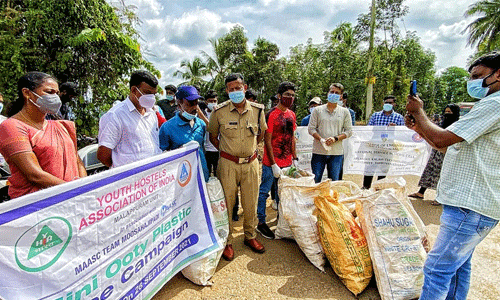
left=405, top=51, right=500, bottom=300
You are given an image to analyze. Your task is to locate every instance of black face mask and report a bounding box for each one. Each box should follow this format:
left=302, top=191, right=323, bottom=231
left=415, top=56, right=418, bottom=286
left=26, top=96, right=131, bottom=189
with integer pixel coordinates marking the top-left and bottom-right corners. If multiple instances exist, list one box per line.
left=442, top=113, right=458, bottom=128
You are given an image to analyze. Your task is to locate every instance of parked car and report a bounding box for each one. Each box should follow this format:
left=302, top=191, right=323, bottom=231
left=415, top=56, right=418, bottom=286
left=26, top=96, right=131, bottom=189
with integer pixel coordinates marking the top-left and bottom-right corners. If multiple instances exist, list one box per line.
left=78, top=144, right=108, bottom=175
left=458, top=102, right=475, bottom=116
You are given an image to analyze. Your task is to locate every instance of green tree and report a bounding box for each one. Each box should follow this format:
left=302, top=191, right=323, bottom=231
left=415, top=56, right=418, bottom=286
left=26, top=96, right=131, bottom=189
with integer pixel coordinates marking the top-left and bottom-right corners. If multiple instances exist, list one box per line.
left=173, top=57, right=208, bottom=87
left=434, top=66, right=472, bottom=112
left=0, top=0, right=159, bottom=136
left=464, top=0, right=500, bottom=52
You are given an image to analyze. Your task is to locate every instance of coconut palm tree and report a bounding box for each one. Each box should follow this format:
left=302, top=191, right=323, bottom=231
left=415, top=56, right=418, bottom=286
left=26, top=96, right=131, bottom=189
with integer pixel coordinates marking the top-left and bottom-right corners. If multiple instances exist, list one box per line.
left=464, top=0, right=500, bottom=51
left=173, top=57, right=208, bottom=87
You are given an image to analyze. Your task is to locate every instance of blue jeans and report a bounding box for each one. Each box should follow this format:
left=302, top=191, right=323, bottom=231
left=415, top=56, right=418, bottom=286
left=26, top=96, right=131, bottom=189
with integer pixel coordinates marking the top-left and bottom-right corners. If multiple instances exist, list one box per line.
left=420, top=205, right=498, bottom=300
left=257, top=165, right=279, bottom=224
left=310, top=154, right=343, bottom=183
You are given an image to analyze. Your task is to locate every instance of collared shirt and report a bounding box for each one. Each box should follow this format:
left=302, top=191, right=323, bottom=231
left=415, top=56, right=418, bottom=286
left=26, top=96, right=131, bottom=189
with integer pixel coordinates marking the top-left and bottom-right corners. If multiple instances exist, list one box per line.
left=204, top=111, right=218, bottom=152
left=367, top=110, right=405, bottom=126
left=308, top=104, right=353, bottom=155
left=98, top=97, right=161, bottom=168
left=301, top=114, right=311, bottom=126
left=436, top=90, right=500, bottom=220
left=159, top=113, right=209, bottom=181
left=208, top=100, right=267, bottom=158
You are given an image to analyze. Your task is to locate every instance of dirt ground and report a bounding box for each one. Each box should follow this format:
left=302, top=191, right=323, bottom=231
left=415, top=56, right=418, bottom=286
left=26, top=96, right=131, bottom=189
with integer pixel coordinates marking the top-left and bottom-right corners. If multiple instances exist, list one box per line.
left=152, top=174, right=500, bottom=300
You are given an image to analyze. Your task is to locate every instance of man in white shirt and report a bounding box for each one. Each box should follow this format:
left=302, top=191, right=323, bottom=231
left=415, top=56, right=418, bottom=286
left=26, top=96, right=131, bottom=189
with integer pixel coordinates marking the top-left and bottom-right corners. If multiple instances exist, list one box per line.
left=204, top=90, right=219, bottom=176
left=308, top=83, right=353, bottom=183
left=97, top=70, right=161, bottom=168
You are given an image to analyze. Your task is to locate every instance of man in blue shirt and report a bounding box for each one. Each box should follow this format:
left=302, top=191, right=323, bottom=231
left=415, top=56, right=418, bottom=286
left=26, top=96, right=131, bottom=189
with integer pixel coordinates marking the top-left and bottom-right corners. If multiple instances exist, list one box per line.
left=159, top=86, right=209, bottom=182
left=363, top=95, right=404, bottom=189
left=300, top=97, right=322, bottom=126
left=342, top=92, right=356, bottom=126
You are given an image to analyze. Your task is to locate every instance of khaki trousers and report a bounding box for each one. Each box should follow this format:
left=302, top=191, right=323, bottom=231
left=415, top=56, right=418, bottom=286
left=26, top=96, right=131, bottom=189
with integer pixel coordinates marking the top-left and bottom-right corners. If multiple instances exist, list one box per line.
left=217, top=157, right=259, bottom=244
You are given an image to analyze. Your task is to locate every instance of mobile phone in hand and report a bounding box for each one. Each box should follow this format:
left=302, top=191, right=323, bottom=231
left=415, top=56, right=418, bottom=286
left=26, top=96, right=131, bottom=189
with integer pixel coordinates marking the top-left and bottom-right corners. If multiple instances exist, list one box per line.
left=410, top=80, right=417, bottom=96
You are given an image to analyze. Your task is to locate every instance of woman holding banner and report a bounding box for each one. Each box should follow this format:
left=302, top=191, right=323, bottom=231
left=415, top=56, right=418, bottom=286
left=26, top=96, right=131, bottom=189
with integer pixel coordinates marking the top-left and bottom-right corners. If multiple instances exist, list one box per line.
left=0, top=72, right=86, bottom=199
left=409, top=104, right=460, bottom=204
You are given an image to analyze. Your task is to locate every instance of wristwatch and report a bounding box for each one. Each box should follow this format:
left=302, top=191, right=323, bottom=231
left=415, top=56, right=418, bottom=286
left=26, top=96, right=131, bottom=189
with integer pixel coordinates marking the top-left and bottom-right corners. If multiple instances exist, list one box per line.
left=334, top=136, right=339, bottom=142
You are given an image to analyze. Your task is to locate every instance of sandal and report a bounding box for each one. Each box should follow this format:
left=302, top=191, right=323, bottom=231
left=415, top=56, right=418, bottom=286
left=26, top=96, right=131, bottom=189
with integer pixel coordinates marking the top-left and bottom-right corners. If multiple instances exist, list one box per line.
left=409, top=193, right=424, bottom=199
left=430, top=200, right=441, bottom=206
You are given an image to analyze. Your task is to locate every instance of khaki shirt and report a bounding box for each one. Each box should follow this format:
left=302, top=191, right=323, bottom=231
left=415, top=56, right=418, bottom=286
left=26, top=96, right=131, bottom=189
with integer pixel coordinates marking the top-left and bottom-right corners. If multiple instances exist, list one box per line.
left=308, top=104, right=353, bottom=155
left=208, top=100, right=267, bottom=158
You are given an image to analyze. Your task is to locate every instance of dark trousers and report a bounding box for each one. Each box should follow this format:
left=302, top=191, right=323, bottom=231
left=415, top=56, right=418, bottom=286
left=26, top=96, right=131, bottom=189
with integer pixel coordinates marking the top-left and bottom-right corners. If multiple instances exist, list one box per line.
left=362, top=175, right=386, bottom=189
left=206, top=151, right=219, bottom=177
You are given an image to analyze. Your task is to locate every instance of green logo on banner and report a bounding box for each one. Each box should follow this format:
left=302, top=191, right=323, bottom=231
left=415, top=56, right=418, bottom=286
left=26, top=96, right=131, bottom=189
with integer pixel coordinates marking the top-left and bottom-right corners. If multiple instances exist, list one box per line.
left=15, top=216, right=72, bottom=272
left=27, top=225, right=63, bottom=260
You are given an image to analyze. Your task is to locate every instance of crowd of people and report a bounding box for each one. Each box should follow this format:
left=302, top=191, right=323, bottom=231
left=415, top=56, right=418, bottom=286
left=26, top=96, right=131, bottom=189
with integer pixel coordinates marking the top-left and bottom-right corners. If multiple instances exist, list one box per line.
left=0, top=51, right=499, bottom=299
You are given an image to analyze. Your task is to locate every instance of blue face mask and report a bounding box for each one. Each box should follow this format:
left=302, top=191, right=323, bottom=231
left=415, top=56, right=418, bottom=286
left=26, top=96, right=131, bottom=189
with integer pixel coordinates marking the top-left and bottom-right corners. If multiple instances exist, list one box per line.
left=0, top=103, right=3, bottom=113
left=383, top=103, right=393, bottom=112
left=165, top=95, right=174, bottom=101
left=181, top=111, right=196, bottom=121
left=467, top=71, right=498, bottom=99
left=309, top=107, right=315, bottom=114
left=229, top=91, right=245, bottom=104
left=327, top=93, right=341, bottom=104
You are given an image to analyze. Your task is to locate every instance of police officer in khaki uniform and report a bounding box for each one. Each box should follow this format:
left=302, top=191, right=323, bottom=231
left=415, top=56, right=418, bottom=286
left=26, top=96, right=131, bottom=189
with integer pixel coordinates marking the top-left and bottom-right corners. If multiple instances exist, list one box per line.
left=208, top=73, right=267, bottom=261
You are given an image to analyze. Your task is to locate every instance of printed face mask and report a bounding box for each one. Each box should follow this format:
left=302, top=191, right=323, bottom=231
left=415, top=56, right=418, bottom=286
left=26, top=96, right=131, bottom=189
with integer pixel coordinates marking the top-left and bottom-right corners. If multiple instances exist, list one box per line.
left=327, top=93, right=341, bottom=104
left=281, top=96, right=294, bottom=108
left=30, top=91, right=62, bottom=115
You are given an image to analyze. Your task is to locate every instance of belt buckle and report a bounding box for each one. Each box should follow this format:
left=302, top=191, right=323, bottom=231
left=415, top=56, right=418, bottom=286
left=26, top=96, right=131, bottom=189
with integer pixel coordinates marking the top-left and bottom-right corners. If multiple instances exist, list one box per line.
left=238, top=156, right=249, bottom=164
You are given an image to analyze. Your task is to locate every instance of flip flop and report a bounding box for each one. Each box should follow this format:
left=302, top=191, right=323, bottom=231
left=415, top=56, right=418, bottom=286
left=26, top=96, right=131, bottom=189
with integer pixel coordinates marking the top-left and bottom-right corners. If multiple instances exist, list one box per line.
left=409, top=193, right=424, bottom=199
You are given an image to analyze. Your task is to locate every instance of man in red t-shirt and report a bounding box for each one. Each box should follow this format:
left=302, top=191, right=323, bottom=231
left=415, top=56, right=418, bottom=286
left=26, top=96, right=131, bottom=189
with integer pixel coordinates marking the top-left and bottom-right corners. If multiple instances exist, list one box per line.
left=256, top=82, right=297, bottom=239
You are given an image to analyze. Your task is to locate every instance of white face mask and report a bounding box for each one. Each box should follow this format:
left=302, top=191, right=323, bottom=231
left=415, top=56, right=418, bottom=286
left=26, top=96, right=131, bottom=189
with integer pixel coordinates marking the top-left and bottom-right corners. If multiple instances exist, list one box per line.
left=136, top=87, right=156, bottom=109
left=207, top=103, right=216, bottom=111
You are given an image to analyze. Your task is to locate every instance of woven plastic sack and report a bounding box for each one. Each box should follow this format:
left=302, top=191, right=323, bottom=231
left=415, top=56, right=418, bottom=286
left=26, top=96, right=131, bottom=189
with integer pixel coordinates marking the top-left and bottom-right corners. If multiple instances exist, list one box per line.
left=278, top=179, right=330, bottom=271
left=182, top=177, right=228, bottom=285
left=330, top=180, right=363, bottom=213
left=314, top=192, right=372, bottom=295
left=355, top=177, right=427, bottom=300
left=275, top=169, right=315, bottom=239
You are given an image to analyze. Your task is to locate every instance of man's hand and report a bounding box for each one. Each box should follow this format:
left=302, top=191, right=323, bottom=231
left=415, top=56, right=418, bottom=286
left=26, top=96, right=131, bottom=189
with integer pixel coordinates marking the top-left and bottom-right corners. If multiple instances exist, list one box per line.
left=325, top=137, right=335, bottom=146
left=388, top=122, right=397, bottom=126
left=405, top=114, right=417, bottom=131
left=406, top=95, right=424, bottom=115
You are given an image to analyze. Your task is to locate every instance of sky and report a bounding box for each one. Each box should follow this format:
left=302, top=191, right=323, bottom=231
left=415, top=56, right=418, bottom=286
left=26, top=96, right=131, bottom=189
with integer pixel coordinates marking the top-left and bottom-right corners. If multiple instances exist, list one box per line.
left=115, top=0, right=478, bottom=89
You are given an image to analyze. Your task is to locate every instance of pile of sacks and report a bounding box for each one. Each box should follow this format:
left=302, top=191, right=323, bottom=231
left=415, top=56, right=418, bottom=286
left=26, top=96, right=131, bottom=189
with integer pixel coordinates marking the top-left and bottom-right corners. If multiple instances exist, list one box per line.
left=277, top=170, right=428, bottom=299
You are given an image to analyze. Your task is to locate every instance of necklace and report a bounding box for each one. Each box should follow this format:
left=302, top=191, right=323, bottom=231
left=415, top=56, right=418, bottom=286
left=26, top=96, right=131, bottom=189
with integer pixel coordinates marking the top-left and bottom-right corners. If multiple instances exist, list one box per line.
left=18, top=110, right=45, bottom=130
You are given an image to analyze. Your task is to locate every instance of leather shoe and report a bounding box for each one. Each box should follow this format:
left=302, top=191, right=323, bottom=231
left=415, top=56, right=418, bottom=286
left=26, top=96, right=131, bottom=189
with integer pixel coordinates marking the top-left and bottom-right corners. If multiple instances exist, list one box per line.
left=222, top=244, right=234, bottom=261
left=244, top=238, right=265, bottom=253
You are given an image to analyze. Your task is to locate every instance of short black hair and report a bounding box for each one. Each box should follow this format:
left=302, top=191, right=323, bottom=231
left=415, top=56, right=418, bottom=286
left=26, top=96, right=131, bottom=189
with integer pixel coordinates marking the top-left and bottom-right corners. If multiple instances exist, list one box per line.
left=225, top=73, right=245, bottom=85
left=343, top=92, right=348, bottom=99
left=129, top=70, right=158, bottom=89
left=165, top=84, right=177, bottom=93
left=60, top=82, right=78, bottom=96
left=205, top=90, right=217, bottom=99
left=469, top=51, right=500, bottom=72
left=245, top=89, right=257, bottom=101
left=384, top=95, right=396, bottom=101
left=277, top=81, right=295, bottom=95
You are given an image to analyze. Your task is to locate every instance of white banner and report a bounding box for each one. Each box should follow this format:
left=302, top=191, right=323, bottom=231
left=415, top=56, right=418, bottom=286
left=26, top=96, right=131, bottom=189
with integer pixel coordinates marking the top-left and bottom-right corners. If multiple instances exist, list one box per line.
left=295, top=126, right=430, bottom=176
left=0, top=142, right=220, bottom=300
